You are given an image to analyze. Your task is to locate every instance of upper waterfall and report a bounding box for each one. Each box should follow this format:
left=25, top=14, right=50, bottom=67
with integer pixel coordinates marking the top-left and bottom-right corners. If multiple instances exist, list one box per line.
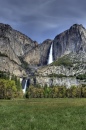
left=48, top=42, right=53, bottom=64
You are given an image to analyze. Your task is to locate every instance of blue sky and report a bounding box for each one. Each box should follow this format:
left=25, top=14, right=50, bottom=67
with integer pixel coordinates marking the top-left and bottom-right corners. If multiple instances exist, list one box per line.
left=0, top=0, right=86, bottom=43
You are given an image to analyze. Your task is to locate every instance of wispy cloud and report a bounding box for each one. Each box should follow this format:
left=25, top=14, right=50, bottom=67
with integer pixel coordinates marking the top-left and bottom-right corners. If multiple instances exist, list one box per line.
left=0, top=0, right=86, bottom=43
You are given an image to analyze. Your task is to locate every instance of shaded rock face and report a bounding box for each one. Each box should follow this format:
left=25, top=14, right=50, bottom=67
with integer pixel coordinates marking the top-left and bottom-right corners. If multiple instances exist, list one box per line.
left=0, top=23, right=37, bottom=57
left=0, top=23, right=52, bottom=77
left=0, top=23, right=38, bottom=77
left=24, top=39, right=52, bottom=66
left=53, top=24, right=86, bottom=60
left=0, top=36, right=21, bottom=65
left=0, top=57, right=26, bottom=77
left=39, top=40, right=52, bottom=65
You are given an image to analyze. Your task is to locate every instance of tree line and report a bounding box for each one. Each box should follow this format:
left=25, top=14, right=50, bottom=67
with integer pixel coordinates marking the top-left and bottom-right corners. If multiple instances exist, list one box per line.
left=26, top=85, right=86, bottom=98
left=0, top=71, right=86, bottom=99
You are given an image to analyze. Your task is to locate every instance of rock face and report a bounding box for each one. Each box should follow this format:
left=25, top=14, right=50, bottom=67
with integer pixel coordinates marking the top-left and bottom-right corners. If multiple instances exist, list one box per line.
left=24, top=39, right=52, bottom=66
left=0, top=57, right=26, bottom=77
left=24, top=24, right=86, bottom=67
left=32, top=76, right=79, bottom=88
left=33, top=57, right=86, bottom=87
left=0, top=23, right=38, bottom=77
left=53, top=24, right=86, bottom=60
left=0, top=23, right=37, bottom=57
left=0, top=23, right=52, bottom=77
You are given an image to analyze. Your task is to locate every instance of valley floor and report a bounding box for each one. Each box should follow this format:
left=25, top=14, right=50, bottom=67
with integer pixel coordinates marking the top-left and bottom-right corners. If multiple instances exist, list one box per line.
left=0, top=98, right=86, bottom=130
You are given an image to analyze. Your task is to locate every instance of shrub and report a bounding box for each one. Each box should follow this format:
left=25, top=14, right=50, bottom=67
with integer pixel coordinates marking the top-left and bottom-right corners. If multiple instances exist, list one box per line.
left=48, top=73, right=67, bottom=78
left=0, top=79, right=17, bottom=99
left=76, top=73, right=86, bottom=80
left=11, top=75, right=21, bottom=91
left=51, top=55, right=73, bottom=67
left=81, top=86, right=86, bottom=97
left=26, top=85, right=86, bottom=98
left=0, top=71, right=9, bottom=80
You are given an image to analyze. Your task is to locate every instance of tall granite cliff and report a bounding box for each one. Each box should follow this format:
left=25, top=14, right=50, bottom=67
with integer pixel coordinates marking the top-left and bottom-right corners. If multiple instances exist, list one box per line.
left=0, top=23, right=52, bottom=77
left=0, top=22, right=86, bottom=88
left=24, top=24, right=86, bottom=66
left=31, top=24, right=86, bottom=87
left=0, top=23, right=38, bottom=57
left=0, top=23, right=38, bottom=76
left=53, top=24, right=86, bottom=60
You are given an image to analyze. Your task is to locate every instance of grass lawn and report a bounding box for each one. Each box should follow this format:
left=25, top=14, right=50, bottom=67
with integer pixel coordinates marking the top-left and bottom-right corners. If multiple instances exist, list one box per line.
left=0, top=98, right=86, bottom=130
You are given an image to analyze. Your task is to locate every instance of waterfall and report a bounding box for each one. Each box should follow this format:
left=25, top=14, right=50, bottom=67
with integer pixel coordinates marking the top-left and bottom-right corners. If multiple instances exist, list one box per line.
left=22, top=79, right=27, bottom=93
left=48, top=42, right=53, bottom=64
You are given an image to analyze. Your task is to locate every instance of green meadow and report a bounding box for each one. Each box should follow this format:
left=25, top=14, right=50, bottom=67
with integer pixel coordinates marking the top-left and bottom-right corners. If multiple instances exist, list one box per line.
left=0, top=98, right=86, bottom=130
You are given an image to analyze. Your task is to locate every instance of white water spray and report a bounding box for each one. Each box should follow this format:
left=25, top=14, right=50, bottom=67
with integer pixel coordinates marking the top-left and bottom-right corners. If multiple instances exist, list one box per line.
left=48, top=43, right=53, bottom=64
left=22, top=79, right=27, bottom=93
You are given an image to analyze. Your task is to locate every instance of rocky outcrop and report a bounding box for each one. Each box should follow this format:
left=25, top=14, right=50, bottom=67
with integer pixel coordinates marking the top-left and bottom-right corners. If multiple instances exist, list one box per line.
left=31, top=76, right=79, bottom=88
left=36, top=64, right=85, bottom=78
left=0, top=57, right=26, bottom=77
left=32, top=64, right=86, bottom=87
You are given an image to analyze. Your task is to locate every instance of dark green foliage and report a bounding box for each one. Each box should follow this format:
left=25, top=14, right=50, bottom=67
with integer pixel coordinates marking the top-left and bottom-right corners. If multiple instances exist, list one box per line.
left=0, top=71, right=9, bottom=80
left=48, top=73, right=67, bottom=78
left=0, top=72, right=23, bottom=99
left=0, top=52, right=8, bottom=57
left=82, top=87, right=86, bottom=97
left=0, top=78, right=23, bottom=99
left=73, top=64, right=80, bottom=70
left=66, top=86, right=81, bottom=98
left=51, top=55, right=73, bottom=67
left=43, top=85, right=51, bottom=98
left=11, top=75, right=21, bottom=91
left=0, top=79, right=17, bottom=99
left=76, top=73, right=86, bottom=80
left=26, top=85, right=44, bottom=98
left=26, top=85, right=86, bottom=98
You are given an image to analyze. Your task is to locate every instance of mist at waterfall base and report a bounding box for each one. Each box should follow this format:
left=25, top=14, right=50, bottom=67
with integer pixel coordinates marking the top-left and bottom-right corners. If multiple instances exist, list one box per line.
left=48, top=43, right=53, bottom=64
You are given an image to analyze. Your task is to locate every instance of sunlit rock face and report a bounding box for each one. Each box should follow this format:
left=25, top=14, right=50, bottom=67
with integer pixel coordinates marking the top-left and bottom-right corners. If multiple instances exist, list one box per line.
left=53, top=24, right=86, bottom=60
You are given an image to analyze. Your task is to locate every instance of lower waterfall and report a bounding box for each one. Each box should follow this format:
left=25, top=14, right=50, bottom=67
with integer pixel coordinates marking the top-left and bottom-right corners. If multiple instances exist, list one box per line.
left=48, top=42, right=53, bottom=64
left=22, top=79, right=27, bottom=93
